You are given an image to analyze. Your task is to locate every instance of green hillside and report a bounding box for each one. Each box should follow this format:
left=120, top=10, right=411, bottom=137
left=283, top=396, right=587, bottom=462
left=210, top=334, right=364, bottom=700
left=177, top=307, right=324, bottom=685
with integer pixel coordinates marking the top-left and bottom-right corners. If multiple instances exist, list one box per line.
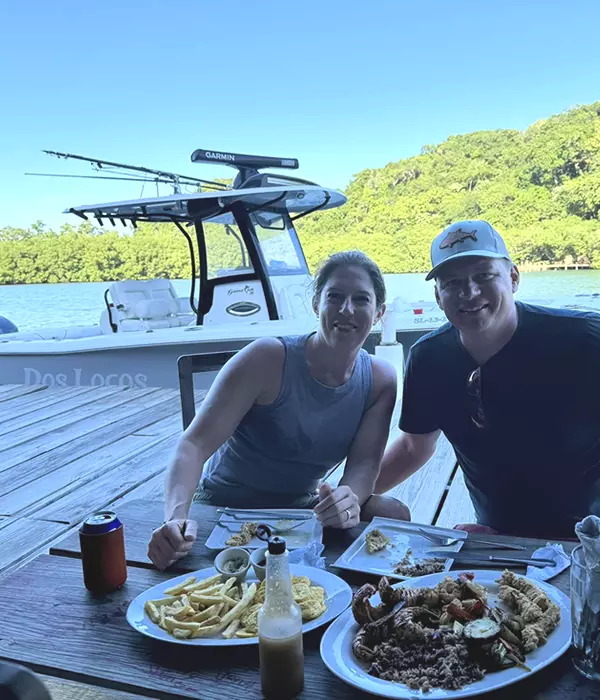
left=296, top=101, right=600, bottom=272
left=2, top=102, right=600, bottom=284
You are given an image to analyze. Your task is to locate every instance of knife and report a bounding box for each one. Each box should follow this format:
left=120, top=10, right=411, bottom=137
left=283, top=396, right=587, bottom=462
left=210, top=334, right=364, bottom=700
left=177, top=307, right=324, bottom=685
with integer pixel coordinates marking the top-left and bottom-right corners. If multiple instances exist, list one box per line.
left=217, top=508, right=313, bottom=521
left=425, top=550, right=556, bottom=568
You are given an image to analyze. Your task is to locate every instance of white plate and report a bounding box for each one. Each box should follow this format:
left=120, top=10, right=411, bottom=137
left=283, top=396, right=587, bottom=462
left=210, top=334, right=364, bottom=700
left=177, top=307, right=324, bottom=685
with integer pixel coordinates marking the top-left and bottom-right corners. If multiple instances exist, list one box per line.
left=332, top=518, right=466, bottom=580
left=204, top=509, right=323, bottom=550
left=126, top=564, right=351, bottom=646
left=320, top=569, right=572, bottom=699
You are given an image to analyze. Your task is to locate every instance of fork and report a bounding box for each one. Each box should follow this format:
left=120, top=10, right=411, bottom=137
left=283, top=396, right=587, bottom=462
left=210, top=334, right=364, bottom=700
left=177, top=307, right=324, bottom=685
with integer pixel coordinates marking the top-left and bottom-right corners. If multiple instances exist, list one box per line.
left=417, top=527, right=526, bottom=552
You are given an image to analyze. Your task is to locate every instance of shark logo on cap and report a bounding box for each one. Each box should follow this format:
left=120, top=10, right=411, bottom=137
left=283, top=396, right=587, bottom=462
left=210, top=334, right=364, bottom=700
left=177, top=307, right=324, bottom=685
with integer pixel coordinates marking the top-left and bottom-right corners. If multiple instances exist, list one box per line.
left=440, top=227, right=478, bottom=249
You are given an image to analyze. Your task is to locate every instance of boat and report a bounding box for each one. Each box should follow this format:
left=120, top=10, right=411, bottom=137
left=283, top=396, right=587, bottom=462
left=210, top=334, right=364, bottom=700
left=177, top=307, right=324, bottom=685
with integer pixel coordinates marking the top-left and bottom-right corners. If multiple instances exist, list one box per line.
left=0, top=149, right=430, bottom=389
left=1, top=148, right=599, bottom=390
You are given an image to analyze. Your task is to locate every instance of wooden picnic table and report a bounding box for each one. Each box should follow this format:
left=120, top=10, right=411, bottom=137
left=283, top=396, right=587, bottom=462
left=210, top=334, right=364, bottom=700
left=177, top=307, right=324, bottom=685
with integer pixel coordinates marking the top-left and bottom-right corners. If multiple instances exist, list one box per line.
left=0, top=499, right=596, bottom=700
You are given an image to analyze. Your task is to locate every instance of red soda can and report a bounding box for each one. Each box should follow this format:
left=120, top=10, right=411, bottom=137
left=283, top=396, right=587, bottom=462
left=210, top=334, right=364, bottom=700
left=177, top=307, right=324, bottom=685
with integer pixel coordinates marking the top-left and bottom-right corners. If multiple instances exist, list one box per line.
left=79, top=511, right=127, bottom=593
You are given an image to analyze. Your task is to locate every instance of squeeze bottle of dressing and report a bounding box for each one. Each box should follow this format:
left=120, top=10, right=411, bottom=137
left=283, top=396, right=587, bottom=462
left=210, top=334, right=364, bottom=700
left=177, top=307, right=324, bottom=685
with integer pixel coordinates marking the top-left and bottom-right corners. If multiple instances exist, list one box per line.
left=258, top=536, right=304, bottom=699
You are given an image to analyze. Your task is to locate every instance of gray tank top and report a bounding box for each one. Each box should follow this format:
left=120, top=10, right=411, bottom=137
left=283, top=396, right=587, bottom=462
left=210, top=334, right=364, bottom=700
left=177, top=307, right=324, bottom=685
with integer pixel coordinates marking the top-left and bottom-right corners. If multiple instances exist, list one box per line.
left=201, top=333, right=373, bottom=507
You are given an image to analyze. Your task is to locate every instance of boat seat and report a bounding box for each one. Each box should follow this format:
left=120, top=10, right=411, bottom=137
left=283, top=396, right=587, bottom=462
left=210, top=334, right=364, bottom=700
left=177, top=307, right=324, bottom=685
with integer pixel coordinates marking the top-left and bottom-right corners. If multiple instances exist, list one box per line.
left=103, top=279, right=195, bottom=332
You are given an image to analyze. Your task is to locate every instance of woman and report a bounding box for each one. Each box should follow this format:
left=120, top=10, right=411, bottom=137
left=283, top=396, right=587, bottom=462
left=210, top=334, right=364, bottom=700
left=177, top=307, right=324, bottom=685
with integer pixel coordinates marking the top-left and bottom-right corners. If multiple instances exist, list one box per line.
left=148, top=251, right=410, bottom=570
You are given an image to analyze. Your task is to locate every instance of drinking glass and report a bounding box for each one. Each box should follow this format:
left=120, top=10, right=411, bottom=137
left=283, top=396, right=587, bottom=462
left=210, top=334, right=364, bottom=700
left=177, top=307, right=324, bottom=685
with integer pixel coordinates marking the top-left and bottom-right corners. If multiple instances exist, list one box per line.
left=571, top=545, right=600, bottom=681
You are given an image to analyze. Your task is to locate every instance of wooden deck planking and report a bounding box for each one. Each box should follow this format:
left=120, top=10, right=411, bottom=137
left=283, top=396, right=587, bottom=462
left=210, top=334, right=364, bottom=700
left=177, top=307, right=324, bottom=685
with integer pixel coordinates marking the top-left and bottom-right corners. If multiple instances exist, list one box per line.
left=0, top=434, right=160, bottom=517
left=0, top=384, right=46, bottom=401
left=0, top=517, right=68, bottom=572
left=0, top=386, right=161, bottom=454
left=130, top=390, right=205, bottom=437
left=34, top=434, right=179, bottom=525
left=0, top=385, right=134, bottom=438
left=109, top=472, right=165, bottom=510
left=433, top=466, right=477, bottom=528
left=0, top=385, right=95, bottom=422
left=0, top=391, right=180, bottom=489
left=389, top=435, right=456, bottom=525
left=0, top=385, right=185, bottom=576
left=0, top=379, right=474, bottom=579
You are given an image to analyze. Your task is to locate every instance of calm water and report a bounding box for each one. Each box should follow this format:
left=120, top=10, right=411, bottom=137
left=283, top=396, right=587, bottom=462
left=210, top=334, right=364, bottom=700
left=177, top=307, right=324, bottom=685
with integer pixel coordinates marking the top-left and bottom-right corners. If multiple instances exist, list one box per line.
left=1, top=271, right=599, bottom=332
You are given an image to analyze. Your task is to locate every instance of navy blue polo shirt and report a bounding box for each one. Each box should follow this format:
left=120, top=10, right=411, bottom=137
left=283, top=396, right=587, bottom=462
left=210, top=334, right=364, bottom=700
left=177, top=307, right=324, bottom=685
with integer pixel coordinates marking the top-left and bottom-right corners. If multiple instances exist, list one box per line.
left=399, top=302, right=600, bottom=538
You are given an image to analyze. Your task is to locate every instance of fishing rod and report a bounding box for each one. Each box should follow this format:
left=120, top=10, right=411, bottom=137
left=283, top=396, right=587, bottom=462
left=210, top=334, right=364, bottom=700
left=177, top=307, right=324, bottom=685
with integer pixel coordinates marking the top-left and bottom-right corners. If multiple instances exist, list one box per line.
left=26, top=150, right=229, bottom=194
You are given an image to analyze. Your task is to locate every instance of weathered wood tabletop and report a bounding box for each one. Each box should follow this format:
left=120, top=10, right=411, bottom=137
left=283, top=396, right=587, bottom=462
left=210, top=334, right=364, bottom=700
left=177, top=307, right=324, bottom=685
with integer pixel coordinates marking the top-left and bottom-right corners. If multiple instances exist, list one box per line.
left=1, top=500, right=597, bottom=700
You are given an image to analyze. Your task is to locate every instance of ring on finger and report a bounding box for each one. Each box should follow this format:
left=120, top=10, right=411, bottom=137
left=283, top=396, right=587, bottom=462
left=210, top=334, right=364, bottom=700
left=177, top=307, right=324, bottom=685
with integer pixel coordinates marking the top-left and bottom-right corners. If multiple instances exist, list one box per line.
left=344, top=508, right=351, bottom=523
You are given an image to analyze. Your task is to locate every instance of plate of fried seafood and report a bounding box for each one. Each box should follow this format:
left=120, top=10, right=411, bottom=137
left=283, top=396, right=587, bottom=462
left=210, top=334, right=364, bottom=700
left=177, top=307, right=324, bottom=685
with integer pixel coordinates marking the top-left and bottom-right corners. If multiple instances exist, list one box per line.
left=320, top=570, right=571, bottom=698
left=204, top=509, right=323, bottom=550
left=333, top=518, right=466, bottom=580
left=126, top=564, right=352, bottom=646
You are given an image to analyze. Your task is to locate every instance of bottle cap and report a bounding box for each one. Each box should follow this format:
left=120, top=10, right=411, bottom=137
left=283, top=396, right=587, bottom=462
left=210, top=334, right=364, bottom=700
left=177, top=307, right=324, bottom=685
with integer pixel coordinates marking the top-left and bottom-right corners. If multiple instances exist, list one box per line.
left=267, top=536, right=286, bottom=554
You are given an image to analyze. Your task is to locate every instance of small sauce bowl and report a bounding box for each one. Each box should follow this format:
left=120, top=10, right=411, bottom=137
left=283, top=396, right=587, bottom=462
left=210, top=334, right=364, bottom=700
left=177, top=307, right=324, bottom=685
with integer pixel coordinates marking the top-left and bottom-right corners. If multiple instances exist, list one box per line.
left=214, top=547, right=250, bottom=583
left=250, top=546, right=268, bottom=582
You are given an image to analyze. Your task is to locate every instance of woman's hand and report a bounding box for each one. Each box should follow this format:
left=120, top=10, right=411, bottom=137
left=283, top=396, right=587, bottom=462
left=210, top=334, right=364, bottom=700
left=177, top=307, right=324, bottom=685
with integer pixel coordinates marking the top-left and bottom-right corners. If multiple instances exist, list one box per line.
left=147, top=519, right=198, bottom=571
left=313, top=483, right=360, bottom=529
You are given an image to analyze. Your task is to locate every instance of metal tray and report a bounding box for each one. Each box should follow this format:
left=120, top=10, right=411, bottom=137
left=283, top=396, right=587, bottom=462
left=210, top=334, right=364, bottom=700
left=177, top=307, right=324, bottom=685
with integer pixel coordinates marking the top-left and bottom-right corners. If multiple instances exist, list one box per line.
left=331, top=517, right=467, bottom=579
left=204, top=508, right=323, bottom=550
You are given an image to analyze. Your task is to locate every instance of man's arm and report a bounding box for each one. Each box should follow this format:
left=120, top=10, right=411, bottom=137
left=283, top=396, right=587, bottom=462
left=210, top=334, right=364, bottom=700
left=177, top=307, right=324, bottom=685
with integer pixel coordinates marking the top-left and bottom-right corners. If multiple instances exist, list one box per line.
left=314, top=357, right=397, bottom=528
left=374, top=429, right=440, bottom=494
left=164, top=337, right=284, bottom=521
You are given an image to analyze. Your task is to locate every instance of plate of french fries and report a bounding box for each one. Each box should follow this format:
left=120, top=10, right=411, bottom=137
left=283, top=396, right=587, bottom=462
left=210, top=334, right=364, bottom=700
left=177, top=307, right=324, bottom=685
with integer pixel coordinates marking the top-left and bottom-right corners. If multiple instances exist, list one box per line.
left=126, top=564, right=352, bottom=646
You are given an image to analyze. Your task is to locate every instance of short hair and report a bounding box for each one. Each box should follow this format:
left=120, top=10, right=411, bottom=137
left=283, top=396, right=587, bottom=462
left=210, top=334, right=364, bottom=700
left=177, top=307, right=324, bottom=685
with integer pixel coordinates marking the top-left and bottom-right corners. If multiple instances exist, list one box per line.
left=311, top=250, right=386, bottom=309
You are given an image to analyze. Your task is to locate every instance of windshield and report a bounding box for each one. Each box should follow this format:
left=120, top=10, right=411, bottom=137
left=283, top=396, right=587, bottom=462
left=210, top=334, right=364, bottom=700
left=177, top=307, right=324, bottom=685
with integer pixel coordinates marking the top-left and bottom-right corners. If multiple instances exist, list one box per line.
left=251, top=213, right=309, bottom=277
left=204, top=221, right=254, bottom=278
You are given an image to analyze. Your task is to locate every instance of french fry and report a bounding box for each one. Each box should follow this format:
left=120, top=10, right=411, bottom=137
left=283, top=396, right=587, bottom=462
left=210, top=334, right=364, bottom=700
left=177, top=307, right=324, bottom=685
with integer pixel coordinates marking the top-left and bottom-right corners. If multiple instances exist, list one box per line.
left=148, top=596, right=178, bottom=607
left=189, top=594, right=223, bottom=606
left=191, top=584, right=222, bottom=596
left=183, top=574, right=221, bottom=593
left=219, top=583, right=257, bottom=628
left=197, top=615, right=220, bottom=628
left=191, top=623, right=221, bottom=638
left=221, top=619, right=241, bottom=639
left=191, top=604, right=223, bottom=622
left=173, top=629, right=192, bottom=639
left=163, top=617, right=215, bottom=633
left=173, top=604, right=195, bottom=620
left=144, top=601, right=160, bottom=623
left=219, top=578, right=236, bottom=596
left=164, top=576, right=197, bottom=595
left=148, top=570, right=330, bottom=642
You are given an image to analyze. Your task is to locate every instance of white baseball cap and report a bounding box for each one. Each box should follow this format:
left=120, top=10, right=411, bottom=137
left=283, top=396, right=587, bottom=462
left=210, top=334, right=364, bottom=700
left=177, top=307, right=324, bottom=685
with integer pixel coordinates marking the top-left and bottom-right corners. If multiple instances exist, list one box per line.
left=426, top=220, right=512, bottom=281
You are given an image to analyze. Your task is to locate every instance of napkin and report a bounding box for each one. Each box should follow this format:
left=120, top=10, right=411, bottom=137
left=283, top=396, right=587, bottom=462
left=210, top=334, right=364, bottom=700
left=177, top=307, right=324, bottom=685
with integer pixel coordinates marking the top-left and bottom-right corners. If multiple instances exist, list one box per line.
left=575, top=515, right=600, bottom=614
left=288, top=540, right=326, bottom=570
left=525, top=542, right=571, bottom=581
left=575, top=514, right=600, bottom=572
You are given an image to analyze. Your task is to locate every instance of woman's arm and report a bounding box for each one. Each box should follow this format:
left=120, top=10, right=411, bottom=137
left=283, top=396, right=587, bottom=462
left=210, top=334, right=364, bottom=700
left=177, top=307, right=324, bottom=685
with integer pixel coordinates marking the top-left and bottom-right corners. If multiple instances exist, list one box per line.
left=314, top=356, right=397, bottom=528
left=164, top=337, right=285, bottom=521
left=374, top=429, right=440, bottom=494
left=339, top=356, right=397, bottom=501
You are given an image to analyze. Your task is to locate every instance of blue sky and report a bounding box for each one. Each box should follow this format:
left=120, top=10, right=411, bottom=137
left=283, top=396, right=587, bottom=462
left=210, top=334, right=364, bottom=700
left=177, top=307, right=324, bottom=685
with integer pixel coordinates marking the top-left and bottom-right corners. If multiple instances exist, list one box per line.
left=1, top=0, right=599, bottom=229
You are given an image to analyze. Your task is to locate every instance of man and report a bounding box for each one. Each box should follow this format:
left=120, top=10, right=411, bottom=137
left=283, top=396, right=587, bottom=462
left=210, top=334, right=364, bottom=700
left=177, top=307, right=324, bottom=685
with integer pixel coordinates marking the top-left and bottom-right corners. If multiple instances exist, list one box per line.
left=376, top=219, right=600, bottom=538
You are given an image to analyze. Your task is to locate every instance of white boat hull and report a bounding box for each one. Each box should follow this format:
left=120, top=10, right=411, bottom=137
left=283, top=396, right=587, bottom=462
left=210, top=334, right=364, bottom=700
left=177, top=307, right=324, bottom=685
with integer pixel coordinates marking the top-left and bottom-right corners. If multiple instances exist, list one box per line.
left=1, top=294, right=598, bottom=390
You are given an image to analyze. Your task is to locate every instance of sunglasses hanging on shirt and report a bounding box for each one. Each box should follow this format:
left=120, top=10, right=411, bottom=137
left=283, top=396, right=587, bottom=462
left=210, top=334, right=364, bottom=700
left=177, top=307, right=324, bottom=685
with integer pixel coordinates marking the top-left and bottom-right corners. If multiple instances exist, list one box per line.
left=466, top=367, right=488, bottom=430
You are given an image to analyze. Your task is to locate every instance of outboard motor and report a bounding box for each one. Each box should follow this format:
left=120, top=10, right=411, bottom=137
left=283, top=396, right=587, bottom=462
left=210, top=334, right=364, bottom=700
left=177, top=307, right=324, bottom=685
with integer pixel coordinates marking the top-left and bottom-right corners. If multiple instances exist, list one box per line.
left=0, top=315, right=17, bottom=334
